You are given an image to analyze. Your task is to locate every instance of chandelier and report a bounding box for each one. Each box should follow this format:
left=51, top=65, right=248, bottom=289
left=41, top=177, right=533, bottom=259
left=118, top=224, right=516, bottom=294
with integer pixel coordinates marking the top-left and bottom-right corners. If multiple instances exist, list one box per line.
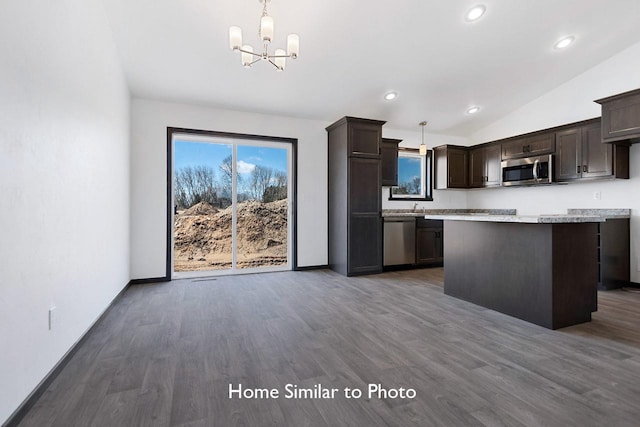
left=228, top=0, right=299, bottom=71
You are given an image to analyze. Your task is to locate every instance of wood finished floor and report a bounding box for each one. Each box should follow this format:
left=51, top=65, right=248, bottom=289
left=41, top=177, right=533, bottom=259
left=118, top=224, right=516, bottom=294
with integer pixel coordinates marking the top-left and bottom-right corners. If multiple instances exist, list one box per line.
left=17, top=268, right=640, bottom=427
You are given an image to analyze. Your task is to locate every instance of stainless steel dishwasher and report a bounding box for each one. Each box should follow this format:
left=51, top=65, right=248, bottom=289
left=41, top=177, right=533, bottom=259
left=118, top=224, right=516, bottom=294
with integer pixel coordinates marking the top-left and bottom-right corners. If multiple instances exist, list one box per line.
left=383, top=217, right=416, bottom=266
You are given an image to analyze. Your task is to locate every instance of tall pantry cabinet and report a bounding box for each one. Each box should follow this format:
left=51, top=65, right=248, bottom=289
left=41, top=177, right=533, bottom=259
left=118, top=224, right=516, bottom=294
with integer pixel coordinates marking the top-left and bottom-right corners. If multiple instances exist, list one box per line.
left=326, top=117, right=386, bottom=276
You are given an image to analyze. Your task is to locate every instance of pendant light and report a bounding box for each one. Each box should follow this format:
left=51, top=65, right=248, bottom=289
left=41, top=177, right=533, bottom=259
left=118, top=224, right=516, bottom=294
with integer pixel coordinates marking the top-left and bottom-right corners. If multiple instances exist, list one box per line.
left=419, top=121, right=428, bottom=155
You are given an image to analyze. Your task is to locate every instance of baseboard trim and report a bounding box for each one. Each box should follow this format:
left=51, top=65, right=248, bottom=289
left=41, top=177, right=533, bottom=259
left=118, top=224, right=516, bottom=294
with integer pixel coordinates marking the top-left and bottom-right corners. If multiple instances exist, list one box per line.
left=2, top=281, right=131, bottom=427
left=626, top=281, right=640, bottom=289
left=294, top=265, right=329, bottom=271
left=129, top=276, right=171, bottom=285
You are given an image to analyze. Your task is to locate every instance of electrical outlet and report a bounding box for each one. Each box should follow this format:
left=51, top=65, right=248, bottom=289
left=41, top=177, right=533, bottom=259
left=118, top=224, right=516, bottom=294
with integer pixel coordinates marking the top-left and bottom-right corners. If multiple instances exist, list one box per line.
left=48, top=306, right=56, bottom=330
left=593, top=191, right=602, bottom=200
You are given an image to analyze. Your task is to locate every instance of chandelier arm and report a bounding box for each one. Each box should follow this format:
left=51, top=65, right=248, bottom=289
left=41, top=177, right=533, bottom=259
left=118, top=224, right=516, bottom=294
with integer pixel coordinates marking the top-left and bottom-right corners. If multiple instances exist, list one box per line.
left=268, top=59, right=281, bottom=69
left=267, top=53, right=291, bottom=58
left=237, top=47, right=261, bottom=57
left=248, top=57, right=262, bottom=66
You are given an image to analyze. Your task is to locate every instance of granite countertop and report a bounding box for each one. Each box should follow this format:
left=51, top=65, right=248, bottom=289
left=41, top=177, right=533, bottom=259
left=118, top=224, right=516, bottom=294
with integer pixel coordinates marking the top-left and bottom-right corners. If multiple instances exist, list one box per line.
left=421, top=208, right=630, bottom=224
left=382, top=209, right=516, bottom=218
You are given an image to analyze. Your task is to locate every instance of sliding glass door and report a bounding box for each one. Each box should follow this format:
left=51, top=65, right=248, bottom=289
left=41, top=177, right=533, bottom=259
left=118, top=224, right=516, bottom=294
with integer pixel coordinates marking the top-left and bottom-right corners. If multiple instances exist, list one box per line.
left=171, top=133, right=292, bottom=277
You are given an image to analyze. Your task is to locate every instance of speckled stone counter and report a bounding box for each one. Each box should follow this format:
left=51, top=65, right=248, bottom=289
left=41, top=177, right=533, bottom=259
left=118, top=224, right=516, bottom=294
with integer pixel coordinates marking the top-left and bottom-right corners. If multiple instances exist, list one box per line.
left=382, top=209, right=516, bottom=218
left=422, top=208, right=630, bottom=223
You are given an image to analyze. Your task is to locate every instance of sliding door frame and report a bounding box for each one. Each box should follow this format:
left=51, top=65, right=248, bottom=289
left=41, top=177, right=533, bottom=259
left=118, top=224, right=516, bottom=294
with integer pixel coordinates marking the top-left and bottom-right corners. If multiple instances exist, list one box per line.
left=166, top=127, right=298, bottom=280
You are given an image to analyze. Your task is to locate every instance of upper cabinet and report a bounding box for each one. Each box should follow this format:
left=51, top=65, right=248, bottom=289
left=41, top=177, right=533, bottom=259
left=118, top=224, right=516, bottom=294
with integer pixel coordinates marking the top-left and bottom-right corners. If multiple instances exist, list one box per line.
left=348, top=119, right=383, bottom=156
left=469, top=144, right=501, bottom=188
left=434, top=116, right=630, bottom=191
left=595, top=88, right=640, bottom=144
left=502, top=132, right=555, bottom=160
left=380, top=138, right=400, bottom=186
left=556, top=120, right=629, bottom=182
left=434, top=145, right=468, bottom=189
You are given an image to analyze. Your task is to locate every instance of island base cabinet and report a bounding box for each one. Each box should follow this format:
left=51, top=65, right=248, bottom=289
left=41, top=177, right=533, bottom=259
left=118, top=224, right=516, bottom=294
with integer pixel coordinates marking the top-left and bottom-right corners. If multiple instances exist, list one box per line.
left=599, top=218, right=630, bottom=290
left=443, top=221, right=597, bottom=330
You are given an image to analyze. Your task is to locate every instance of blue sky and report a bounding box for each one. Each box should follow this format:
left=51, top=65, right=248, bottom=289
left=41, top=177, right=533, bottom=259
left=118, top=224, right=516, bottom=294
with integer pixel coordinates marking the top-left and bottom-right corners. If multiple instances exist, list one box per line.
left=398, top=157, right=421, bottom=184
left=174, top=140, right=287, bottom=176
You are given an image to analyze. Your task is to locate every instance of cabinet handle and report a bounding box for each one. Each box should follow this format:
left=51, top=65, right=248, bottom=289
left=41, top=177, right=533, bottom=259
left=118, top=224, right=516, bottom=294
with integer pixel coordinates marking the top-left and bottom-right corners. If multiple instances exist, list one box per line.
left=583, top=165, right=588, bottom=173
left=577, top=165, right=581, bottom=174
left=522, top=145, right=527, bottom=153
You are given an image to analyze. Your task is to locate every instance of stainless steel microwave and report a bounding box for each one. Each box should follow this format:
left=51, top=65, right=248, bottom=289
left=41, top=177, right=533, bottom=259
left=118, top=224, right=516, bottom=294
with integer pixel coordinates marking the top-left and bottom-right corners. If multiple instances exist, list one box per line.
left=501, top=154, right=553, bottom=186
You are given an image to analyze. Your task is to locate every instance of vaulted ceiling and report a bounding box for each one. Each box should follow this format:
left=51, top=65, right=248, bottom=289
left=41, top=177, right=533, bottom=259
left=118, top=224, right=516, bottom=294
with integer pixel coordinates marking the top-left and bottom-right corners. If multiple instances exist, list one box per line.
left=102, top=0, right=640, bottom=135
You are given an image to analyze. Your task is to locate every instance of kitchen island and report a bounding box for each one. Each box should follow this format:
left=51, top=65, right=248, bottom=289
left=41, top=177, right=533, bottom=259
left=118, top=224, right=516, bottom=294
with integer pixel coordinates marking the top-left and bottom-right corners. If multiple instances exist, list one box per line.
left=424, top=209, right=630, bottom=329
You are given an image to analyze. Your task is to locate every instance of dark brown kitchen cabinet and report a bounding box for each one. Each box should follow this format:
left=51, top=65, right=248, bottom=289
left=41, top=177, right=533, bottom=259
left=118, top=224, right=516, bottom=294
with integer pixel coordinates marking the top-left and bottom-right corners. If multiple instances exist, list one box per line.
left=434, top=145, right=468, bottom=189
left=598, top=218, right=630, bottom=290
left=469, top=144, right=501, bottom=188
left=556, top=128, right=581, bottom=180
left=596, top=88, right=640, bottom=143
left=415, top=218, right=443, bottom=265
left=381, top=138, right=400, bottom=186
left=327, top=116, right=386, bottom=277
left=502, top=132, right=555, bottom=159
left=349, top=120, right=382, bottom=156
left=556, top=119, right=629, bottom=182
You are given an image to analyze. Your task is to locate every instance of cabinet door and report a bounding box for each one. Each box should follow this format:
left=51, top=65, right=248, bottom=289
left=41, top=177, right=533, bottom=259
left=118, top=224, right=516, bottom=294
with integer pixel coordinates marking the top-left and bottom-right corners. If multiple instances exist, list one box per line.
left=468, top=147, right=485, bottom=188
left=349, top=157, right=380, bottom=213
left=599, top=90, right=640, bottom=143
left=556, top=128, right=581, bottom=181
left=501, top=138, right=528, bottom=159
left=582, top=123, right=613, bottom=178
left=502, top=134, right=555, bottom=159
left=525, top=132, right=556, bottom=156
left=349, top=122, right=381, bottom=157
left=448, top=148, right=469, bottom=188
left=349, top=214, right=382, bottom=274
left=380, top=140, right=399, bottom=186
left=484, top=144, right=501, bottom=187
left=416, top=228, right=443, bottom=264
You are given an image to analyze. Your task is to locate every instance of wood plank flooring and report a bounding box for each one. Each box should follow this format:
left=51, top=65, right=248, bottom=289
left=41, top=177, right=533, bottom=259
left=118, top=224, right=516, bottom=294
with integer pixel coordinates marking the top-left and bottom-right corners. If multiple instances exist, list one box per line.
left=16, top=268, right=640, bottom=427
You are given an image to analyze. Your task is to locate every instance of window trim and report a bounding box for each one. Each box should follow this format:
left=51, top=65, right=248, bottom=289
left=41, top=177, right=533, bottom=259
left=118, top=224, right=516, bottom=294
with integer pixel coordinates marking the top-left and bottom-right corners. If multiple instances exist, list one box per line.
left=388, top=148, right=433, bottom=201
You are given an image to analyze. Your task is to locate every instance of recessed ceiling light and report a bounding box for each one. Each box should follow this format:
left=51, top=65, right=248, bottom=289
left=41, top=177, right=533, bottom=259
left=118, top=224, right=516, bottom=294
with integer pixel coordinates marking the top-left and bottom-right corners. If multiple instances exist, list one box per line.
left=465, top=5, right=486, bottom=22
left=467, top=106, right=481, bottom=115
left=384, top=91, right=398, bottom=101
left=554, top=36, right=575, bottom=50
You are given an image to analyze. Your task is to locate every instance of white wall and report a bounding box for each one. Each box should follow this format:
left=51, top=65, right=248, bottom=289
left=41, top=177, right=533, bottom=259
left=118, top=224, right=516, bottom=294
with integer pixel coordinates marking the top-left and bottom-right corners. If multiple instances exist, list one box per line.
left=381, top=128, right=469, bottom=210
left=130, top=99, right=329, bottom=279
left=0, top=1, right=130, bottom=423
left=468, top=40, right=640, bottom=282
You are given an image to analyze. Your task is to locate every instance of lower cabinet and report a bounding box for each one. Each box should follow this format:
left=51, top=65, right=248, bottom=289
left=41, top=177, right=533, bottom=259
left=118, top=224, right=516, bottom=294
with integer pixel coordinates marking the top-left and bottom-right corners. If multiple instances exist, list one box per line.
left=349, top=214, right=382, bottom=275
left=382, top=218, right=443, bottom=268
left=598, top=218, right=630, bottom=290
left=415, top=219, right=444, bottom=265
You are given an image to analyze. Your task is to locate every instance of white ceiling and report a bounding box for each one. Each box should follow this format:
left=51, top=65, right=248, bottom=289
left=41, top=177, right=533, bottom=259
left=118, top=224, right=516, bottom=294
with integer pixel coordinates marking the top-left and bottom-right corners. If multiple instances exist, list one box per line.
left=102, top=0, right=640, bottom=135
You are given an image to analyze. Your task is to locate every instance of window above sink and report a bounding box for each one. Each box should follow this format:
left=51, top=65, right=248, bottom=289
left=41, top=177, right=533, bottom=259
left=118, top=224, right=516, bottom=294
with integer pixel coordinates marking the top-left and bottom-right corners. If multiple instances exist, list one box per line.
left=389, top=148, right=433, bottom=201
